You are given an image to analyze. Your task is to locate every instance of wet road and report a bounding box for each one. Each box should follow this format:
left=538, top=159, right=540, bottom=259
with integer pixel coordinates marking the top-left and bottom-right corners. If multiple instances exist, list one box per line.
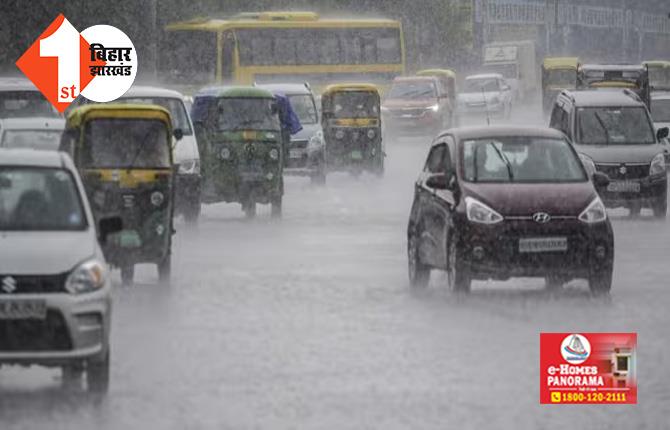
left=1, top=105, right=669, bottom=429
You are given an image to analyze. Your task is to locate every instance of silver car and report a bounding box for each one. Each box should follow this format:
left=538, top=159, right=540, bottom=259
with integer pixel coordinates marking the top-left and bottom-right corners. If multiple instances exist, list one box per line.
left=0, top=149, right=121, bottom=393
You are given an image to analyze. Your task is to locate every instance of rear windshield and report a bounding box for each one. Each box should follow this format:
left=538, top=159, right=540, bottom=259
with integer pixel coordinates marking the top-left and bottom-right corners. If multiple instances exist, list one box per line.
left=462, top=137, right=587, bottom=183
left=387, top=82, right=436, bottom=99
left=83, top=119, right=170, bottom=168
left=332, top=92, right=379, bottom=118
left=216, top=98, right=280, bottom=131
left=288, top=94, right=318, bottom=124
left=577, top=107, right=655, bottom=145
left=0, top=167, right=86, bottom=231
left=114, top=97, right=193, bottom=135
left=0, top=91, right=60, bottom=119
left=463, top=78, right=500, bottom=93
left=1, top=130, right=62, bottom=151
left=651, top=99, right=670, bottom=123
left=545, top=69, right=576, bottom=87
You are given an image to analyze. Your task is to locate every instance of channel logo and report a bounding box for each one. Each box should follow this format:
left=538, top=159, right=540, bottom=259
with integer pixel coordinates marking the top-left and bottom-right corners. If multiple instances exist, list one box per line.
left=16, top=14, right=137, bottom=112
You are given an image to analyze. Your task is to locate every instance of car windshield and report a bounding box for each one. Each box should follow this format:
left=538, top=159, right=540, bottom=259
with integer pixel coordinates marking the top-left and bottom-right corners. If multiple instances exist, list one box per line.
left=288, top=94, right=318, bottom=124
left=387, top=82, right=435, bottom=99
left=0, top=91, right=60, bottom=119
left=463, top=78, right=500, bottom=93
left=0, top=167, right=86, bottom=231
left=651, top=99, right=670, bottom=123
left=545, top=69, right=577, bottom=87
left=83, top=119, right=170, bottom=168
left=115, top=97, right=193, bottom=135
left=333, top=92, right=379, bottom=118
left=1, top=130, right=62, bottom=150
left=216, top=98, right=280, bottom=131
left=462, top=137, right=587, bottom=183
left=577, top=107, right=655, bottom=145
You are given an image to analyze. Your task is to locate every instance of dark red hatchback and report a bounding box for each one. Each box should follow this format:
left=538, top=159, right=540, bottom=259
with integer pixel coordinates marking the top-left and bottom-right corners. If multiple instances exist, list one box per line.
left=407, top=126, right=614, bottom=294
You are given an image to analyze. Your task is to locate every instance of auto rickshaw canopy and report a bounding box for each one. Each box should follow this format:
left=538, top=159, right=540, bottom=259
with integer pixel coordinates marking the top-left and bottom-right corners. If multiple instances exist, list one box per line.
left=322, top=83, right=380, bottom=97
left=66, top=104, right=172, bottom=130
left=542, top=57, right=579, bottom=71
left=416, top=68, right=456, bottom=79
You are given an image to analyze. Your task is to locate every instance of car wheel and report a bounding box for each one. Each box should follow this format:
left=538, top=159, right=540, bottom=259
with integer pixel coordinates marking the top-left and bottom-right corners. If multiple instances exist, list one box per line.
left=588, top=267, right=612, bottom=295
left=408, top=233, right=430, bottom=289
left=158, top=254, right=171, bottom=284
left=652, top=197, right=667, bottom=219
left=87, top=349, right=110, bottom=394
left=243, top=200, right=256, bottom=219
left=271, top=196, right=282, bottom=218
left=184, top=201, right=201, bottom=224
left=61, top=365, right=84, bottom=389
left=120, top=265, right=134, bottom=286
left=448, top=236, right=471, bottom=293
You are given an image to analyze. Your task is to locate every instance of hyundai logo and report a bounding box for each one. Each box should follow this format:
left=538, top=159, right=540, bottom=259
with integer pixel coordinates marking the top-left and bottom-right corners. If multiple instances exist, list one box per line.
left=532, top=212, right=551, bottom=224
left=2, top=276, right=17, bottom=294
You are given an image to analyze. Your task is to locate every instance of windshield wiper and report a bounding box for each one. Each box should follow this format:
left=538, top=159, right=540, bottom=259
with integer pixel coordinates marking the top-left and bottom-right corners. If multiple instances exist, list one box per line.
left=487, top=141, right=514, bottom=181
left=594, top=112, right=611, bottom=145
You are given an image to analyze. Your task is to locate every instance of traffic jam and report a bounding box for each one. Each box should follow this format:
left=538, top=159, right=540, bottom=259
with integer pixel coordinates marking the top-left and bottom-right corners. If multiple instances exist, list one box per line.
left=1, top=3, right=670, bottom=428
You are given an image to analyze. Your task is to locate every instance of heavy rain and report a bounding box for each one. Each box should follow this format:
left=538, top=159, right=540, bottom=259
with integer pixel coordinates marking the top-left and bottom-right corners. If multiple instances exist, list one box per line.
left=1, top=1, right=670, bottom=428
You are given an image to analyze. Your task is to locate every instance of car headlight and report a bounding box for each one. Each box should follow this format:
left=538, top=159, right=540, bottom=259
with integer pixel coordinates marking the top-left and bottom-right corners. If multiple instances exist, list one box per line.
left=650, top=153, right=666, bottom=176
left=579, top=153, right=596, bottom=176
left=367, top=129, right=376, bottom=139
left=178, top=159, right=200, bottom=175
left=220, top=147, right=231, bottom=160
left=465, top=196, right=503, bottom=224
left=335, top=129, right=345, bottom=140
left=151, top=191, right=164, bottom=206
left=428, top=104, right=439, bottom=112
left=65, top=259, right=106, bottom=294
left=579, top=197, right=607, bottom=224
left=269, top=148, right=279, bottom=160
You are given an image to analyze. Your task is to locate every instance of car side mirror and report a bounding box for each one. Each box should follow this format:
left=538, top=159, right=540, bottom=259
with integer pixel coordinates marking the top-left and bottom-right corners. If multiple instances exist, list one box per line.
left=426, top=173, right=449, bottom=190
left=657, top=127, right=669, bottom=141
left=592, top=171, right=610, bottom=188
left=98, top=216, right=123, bottom=245
left=173, top=128, right=184, bottom=141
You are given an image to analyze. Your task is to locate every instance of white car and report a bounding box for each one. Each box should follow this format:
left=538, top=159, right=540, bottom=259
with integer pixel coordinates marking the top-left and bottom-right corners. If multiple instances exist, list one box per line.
left=0, top=117, right=65, bottom=150
left=0, top=78, right=60, bottom=119
left=457, top=73, right=513, bottom=120
left=0, top=149, right=121, bottom=393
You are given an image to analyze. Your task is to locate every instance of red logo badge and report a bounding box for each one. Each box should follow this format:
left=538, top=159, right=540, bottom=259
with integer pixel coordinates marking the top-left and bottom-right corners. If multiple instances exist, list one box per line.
left=540, top=333, right=637, bottom=404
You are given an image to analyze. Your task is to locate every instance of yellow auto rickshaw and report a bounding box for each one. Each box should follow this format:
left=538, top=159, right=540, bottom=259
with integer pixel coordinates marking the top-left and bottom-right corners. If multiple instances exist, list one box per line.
left=417, top=68, right=457, bottom=125
left=61, top=104, right=180, bottom=285
left=321, top=83, right=383, bottom=176
left=541, top=57, right=579, bottom=115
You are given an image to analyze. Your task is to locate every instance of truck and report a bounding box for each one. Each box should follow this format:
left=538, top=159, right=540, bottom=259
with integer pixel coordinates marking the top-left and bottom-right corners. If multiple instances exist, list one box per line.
left=482, top=40, right=538, bottom=101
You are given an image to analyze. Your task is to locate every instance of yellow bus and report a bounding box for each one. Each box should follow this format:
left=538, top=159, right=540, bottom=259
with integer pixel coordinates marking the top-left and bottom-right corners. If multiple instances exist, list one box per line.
left=160, top=11, right=405, bottom=90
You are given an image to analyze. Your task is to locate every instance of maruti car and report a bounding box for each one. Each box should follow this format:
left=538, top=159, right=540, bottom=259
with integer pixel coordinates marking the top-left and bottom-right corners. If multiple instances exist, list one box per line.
left=0, top=149, right=121, bottom=393
left=550, top=90, right=668, bottom=217
left=407, top=126, right=614, bottom=294
left=457, top=73, right=513, bottom=121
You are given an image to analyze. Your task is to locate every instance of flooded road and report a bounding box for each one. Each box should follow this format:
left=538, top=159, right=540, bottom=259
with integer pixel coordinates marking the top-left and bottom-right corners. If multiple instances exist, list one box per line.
left=1, top=104, right=669, bottom=429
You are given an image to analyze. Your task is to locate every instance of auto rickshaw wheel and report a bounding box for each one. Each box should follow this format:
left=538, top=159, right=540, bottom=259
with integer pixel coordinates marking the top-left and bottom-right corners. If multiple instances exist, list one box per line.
left=271, top=196, right=283, bottom=218
left=243, top=200, right=256, bottom=218
left=184, top=201, right=201, bottom=224
left=120, top=265, right=134, bottom=286
left=158, top=254, right=171, bottom=284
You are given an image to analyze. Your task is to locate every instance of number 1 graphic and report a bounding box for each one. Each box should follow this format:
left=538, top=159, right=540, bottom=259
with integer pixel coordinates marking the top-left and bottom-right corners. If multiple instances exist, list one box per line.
left=39, top=17, right=80, bottom=102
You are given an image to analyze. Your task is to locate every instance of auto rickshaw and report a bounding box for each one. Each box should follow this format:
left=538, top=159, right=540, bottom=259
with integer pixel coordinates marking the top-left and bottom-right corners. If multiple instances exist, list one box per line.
left=321, top=84, right=383, bottom=176
left=541, top=57, right=579, bottom=115
left=191, top=86, right=286, bottom=218
left=61, top=104, right=178, bottom=285
left=577, top=64, right=651, bottom=109
left=643, top=60, right=670, bottom=91
left=417, top=68, right=457, bottom=126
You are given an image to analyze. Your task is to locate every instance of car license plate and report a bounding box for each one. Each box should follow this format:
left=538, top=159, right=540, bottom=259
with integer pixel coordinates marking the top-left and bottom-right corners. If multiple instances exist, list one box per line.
left=0, top=300, right=47, bottom=320
left=351, top=150, right=363, bottom=160
left=289, top=149, right=304, bottom=159
left=607, top=180, right=640, bottom=193
left=519, top=237, right=568, bottom=253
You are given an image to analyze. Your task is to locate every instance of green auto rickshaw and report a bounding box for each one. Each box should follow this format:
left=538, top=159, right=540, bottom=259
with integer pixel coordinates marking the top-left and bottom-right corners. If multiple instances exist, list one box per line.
left=61, top=104, right=178, bottom=285
left=191, top=86, right=284, bottom=218
left=541, top=57, right=579, bottom=116
left=321, top=84, right=383, bottom=177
